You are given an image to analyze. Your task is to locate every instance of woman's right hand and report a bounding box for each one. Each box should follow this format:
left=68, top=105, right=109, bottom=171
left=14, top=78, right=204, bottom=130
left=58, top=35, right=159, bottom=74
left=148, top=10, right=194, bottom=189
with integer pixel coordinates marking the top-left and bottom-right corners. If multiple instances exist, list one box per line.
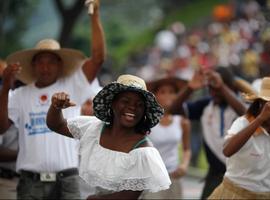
left=51, top=92, right=76, bottom=110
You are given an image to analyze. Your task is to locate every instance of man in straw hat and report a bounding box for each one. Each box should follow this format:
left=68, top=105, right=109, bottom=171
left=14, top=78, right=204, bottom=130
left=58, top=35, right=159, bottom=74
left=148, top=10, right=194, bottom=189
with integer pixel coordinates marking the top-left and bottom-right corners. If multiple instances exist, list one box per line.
left=169, top=67, right=250, bottom=199
left=0, top=0, right=105, bottom=199
left=209, top=77, right=270, bottom=199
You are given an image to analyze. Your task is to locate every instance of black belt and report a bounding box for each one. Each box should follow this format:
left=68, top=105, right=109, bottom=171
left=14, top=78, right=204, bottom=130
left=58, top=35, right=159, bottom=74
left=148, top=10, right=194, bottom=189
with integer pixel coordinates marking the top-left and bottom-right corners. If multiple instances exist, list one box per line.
left=0, top=167, right=19, bottom=179
left=20, top=168, right=78, bottom=181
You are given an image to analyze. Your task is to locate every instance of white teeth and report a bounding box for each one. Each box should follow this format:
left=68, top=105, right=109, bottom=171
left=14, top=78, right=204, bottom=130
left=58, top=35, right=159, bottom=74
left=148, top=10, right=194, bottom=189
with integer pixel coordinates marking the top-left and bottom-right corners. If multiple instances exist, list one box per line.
left=125, top=113, right=135, bottom=117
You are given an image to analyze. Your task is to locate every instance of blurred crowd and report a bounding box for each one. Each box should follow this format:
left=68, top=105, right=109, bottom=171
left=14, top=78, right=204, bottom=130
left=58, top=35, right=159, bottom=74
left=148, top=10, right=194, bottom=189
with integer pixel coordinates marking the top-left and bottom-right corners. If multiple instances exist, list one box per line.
left=134, top=0, right=269, bottom=83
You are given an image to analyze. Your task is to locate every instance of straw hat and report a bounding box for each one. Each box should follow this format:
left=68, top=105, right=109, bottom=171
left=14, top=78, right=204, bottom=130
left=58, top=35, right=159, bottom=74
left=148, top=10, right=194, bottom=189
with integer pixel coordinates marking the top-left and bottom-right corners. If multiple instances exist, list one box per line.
left=6, top=39, right=87, bottom=84
left=93, top=74, right=164, bottom=128
left=242, top=77, right=270, bottom=102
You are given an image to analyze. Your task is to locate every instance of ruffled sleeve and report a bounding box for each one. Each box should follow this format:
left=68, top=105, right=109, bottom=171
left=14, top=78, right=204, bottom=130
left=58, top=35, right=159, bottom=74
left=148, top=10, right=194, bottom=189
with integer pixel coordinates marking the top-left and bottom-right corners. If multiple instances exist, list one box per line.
left=131, top=147, right=172, bottom=193
left=67, top=116, right=99, bottom=139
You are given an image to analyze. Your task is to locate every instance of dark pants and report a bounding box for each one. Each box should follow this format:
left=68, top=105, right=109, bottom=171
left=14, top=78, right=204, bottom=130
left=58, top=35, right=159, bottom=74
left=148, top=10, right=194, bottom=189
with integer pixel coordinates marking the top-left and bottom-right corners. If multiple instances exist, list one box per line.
left=200, top=169, right=224, bottom=200
left=17, top=169, right=80, bottom=199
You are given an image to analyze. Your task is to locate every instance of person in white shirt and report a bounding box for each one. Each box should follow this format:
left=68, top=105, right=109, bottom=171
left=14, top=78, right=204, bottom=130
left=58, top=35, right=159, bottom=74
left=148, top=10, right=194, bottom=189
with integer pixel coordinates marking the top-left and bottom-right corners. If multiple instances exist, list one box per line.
left=46, top=74, right=171, bottom=199
left=169, top=67, right=249, bottom=199
left=209, top=77, right=270, bottom=199
left=142, top=77, right=191, bottom=199
left=0, top=1, right=105, bottom=199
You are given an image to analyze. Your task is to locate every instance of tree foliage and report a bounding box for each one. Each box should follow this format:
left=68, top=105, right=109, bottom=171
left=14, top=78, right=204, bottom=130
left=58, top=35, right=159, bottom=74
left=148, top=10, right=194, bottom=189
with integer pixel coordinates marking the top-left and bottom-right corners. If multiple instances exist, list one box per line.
left=0, top=0, right=39, bottom=58
left=54, top=0, right=85, bottom=47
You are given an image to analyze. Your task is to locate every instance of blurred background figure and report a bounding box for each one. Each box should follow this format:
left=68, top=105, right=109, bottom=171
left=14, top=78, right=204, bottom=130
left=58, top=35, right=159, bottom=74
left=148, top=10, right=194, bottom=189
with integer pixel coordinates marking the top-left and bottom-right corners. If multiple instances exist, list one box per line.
left=169, top=68, right=248, bottom=199
left=142, top=76, right=191, bottom=199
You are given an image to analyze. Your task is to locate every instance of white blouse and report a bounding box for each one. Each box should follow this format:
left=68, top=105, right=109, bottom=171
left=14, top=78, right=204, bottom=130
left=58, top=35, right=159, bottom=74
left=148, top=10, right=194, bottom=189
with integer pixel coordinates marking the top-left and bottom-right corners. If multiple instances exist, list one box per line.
left=67, top=116, right=171, bottom=195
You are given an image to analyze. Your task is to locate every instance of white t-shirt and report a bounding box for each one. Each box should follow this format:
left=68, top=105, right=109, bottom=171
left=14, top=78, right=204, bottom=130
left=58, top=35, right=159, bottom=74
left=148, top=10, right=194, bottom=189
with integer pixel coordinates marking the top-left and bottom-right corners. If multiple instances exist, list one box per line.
left=67, top=116, right=171, bottom=195
left=8, top=68, right=93, bottom=173
left=201, top=102, right=237, bottom=163
left=149, top=115, right=182, bottom=173
left=224, top=116, right=270, bottom=192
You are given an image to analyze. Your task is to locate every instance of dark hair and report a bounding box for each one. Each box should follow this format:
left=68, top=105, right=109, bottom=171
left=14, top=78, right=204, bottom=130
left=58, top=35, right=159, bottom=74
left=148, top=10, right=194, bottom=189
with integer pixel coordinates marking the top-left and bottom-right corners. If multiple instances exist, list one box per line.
left=246, top=99, right=266, bottom=117
left=134, top=115, right=151, bottom=135
left=215, top=67, right=236, bottom=91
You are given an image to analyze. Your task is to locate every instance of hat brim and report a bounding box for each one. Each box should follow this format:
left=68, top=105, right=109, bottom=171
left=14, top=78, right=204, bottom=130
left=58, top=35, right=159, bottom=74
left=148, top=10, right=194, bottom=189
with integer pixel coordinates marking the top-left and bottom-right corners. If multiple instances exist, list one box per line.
left=147, top=77, right=187, bottom=93
left=93, top=82, right=164, bottom=128
left=6, top=48, right=86, bottom=84
left=241, top=93, right=270, bottom=103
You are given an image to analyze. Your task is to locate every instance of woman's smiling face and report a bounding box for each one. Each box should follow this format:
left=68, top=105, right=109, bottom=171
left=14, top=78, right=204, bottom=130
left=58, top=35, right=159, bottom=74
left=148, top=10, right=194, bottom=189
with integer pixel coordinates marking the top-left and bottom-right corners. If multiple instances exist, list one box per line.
left=112, top=91, right=145, bottom=128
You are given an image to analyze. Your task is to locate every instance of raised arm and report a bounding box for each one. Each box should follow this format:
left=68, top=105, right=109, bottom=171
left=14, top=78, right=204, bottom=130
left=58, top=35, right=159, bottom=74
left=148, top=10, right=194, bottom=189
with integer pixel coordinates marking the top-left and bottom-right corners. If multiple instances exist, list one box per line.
left=223, top=101, right=270, bottom=157
left=82, top=0, right=106, bottom=82
left=0, top=64, right=20, bottom=134
left=46, top=92, right=76, bottom=138
left=205, top=70, right=246, bottom=116
left=169, top=70, right=204, bottom=114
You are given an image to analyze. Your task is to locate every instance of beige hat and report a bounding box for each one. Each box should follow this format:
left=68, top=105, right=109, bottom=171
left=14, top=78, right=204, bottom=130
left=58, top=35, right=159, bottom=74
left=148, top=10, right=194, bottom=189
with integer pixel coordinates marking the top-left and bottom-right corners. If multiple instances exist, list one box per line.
left=6, top=39, right=87, bottom=84
left=242, top=77, right=270, bottom=102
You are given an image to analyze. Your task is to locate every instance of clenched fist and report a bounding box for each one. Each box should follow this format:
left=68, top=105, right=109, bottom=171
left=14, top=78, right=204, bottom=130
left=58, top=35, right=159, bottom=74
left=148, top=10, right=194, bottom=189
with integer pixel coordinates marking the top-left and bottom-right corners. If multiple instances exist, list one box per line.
left=51, top=92, right=76, bottom=110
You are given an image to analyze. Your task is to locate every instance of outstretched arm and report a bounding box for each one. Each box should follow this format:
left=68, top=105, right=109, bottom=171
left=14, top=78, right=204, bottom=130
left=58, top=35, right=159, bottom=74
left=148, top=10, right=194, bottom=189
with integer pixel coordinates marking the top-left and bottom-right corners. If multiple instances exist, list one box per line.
left=46, top=92, right=76, bottom=138
left=223, top=102, right=270, bottom=157
left=82, top=0, right=106, bottom=82
left=0, top=63, right=21, bottom=134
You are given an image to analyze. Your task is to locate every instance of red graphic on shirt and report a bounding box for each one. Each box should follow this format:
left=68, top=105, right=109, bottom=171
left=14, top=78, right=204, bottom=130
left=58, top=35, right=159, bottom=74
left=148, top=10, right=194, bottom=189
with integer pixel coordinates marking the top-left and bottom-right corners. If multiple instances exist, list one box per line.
left=39, top=94, right=49, bottom=105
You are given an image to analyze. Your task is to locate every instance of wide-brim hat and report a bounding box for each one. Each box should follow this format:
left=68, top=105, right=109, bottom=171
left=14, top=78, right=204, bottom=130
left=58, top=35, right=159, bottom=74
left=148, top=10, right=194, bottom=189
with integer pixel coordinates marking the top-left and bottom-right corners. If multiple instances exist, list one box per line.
left=242, top=77, right=270, bottom=102
left=93, top=74, right=164, bottom=128
left=146, top=77, right=187, bottom=93
left=6, top=39, right=87, bottom=84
